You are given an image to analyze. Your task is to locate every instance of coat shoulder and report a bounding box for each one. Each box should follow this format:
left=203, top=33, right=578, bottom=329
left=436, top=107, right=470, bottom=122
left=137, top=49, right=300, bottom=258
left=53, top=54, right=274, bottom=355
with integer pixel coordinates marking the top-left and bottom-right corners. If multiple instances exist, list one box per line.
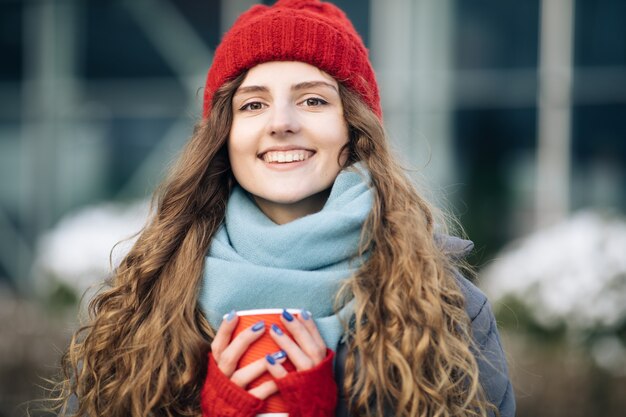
left=439, top=234, right=516, bottom=417
left=452, top=269, right=516, bottom=417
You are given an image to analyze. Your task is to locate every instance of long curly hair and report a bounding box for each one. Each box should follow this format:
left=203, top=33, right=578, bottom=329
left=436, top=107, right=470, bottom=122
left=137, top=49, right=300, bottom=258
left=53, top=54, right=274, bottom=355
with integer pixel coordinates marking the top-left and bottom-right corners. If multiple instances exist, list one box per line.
left=53, top=71, right=495, bottom=417
left=338, top=85, right=495, bottom=417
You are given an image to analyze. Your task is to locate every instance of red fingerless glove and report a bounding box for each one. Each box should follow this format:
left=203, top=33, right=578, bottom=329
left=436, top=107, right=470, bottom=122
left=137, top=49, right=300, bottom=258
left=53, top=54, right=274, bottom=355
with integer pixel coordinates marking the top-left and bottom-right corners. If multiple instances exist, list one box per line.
left=274, top=349, right=338, bottom=417
left=200, top=353, right=264, bottom=417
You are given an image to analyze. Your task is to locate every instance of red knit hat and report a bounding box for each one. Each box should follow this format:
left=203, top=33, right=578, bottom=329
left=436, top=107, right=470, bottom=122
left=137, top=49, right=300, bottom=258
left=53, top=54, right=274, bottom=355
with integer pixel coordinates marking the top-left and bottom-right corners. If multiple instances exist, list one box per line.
left=203, top=0, right=381, bottom=119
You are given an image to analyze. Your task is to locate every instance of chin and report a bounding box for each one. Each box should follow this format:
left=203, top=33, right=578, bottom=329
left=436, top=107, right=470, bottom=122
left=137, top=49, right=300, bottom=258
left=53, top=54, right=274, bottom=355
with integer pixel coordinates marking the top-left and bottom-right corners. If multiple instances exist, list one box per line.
left=266, top=194, right=312, bottom=205
left=257, top=188, right=323, bottom=204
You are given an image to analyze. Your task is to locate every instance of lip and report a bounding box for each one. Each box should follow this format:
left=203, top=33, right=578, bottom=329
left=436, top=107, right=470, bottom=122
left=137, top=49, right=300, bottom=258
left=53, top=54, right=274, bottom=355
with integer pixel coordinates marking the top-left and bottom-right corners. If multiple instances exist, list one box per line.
left=258, top=147, right=316, bottom=170
left=261, top=158, right=311, bottom=171
left=257, top=145, right=316, bottom=159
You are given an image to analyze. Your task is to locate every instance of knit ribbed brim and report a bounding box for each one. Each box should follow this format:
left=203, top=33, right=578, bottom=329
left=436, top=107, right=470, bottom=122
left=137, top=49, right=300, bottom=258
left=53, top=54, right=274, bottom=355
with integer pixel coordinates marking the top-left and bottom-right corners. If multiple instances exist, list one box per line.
left=203, top=0, right=381, bottom=119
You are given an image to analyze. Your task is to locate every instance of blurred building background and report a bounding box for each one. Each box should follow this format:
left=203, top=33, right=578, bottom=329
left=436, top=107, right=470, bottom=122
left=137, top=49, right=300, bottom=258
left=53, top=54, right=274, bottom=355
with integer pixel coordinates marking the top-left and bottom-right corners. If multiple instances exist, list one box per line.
left=0, top=0, right=625, bottom=416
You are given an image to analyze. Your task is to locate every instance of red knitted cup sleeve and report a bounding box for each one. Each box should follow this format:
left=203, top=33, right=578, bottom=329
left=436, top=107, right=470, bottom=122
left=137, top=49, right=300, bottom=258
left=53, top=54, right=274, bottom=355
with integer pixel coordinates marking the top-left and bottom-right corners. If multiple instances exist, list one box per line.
left=274, top=349, right=338, bottom=417
left=201, top=353, right=265, bottom=417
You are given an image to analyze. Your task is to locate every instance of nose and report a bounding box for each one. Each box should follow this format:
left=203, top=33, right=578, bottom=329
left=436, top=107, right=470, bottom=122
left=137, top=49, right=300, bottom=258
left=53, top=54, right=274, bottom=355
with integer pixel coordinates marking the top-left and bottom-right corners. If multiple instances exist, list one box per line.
left=267, top=102, right=300, bottom=137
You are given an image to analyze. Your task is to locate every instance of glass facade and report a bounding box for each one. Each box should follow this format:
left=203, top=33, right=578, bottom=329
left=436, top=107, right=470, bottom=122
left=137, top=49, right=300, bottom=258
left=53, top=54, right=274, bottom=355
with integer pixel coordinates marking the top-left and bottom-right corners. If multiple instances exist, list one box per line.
left=0, top=1, right=625, bottom=414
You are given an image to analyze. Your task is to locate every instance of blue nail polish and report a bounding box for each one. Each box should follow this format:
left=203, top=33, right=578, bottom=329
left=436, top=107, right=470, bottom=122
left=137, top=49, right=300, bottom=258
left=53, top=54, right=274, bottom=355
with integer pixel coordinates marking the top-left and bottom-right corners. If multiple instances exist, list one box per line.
left=265, top=354, right=276, bottom=365
left=271, top=324, right=284, bottom=335
left=282, top=309, right=294, bottom=322
left=301, top=309, right=311, bottom=320
left=226, top=310, right=236, bottom=321
left=251, top=320, right=265, bottom=332
left=272, top=350, right=287, bottom=360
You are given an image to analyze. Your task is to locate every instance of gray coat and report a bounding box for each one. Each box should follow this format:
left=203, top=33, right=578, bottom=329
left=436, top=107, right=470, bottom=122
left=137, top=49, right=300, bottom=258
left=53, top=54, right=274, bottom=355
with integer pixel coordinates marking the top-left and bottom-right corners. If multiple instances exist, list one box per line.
left=333, top=236, right=515, bottom=417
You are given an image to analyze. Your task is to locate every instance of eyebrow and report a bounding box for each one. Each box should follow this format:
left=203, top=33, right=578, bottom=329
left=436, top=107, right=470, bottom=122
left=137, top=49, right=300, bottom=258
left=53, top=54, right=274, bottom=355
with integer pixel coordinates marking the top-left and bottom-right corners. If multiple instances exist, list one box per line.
left=292, top=81, right=338, bottom=92
left=234, top=80, right=338, bottom=96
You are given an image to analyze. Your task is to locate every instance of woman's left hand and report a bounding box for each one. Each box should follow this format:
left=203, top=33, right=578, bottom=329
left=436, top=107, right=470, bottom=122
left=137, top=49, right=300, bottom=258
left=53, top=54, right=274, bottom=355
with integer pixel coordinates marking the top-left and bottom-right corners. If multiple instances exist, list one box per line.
left=265, top=309, right=338, bottom=417
left=266, top=309, right=328, bottom=377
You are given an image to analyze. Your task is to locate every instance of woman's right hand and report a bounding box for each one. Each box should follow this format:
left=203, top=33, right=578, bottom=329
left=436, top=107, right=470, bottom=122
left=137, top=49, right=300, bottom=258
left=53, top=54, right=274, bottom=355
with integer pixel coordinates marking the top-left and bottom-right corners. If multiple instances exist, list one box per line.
left=209, top=311, right=284, bottom=400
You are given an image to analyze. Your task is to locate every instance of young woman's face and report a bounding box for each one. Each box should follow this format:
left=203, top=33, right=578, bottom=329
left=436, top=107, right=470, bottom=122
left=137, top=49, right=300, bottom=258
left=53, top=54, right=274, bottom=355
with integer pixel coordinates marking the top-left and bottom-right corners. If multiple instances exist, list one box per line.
left=228, top=61, right=349, bottom=224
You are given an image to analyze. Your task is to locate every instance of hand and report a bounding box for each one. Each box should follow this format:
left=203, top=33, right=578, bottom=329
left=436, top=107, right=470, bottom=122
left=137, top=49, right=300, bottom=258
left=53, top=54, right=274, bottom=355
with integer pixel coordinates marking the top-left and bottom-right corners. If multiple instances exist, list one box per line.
left=265, top=309, right=329, bottom=379
left=210, top=312, right=286, bottom=400
left=265, top=309, right=337, bottom=417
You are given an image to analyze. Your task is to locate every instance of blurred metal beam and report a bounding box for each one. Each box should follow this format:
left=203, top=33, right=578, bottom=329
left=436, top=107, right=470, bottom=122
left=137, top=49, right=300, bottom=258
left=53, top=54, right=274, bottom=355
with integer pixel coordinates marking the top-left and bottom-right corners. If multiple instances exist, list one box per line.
left=6, top=65, right=626, bottom=120
left=371, top=0, right=414, bottom=149
left=115, top=117, right=193, bottom=199
left=19, top=0, right=78, bottom=291
left=122, top=0, right=213, bottom=96
left=371, top=0, right=455, bottom=202
left=80, top=78, right=187, bottom=118
left=411, top=0, right=455, bottom=194
left=0, top=208, right=33, bottom=289
left=116, top=0, right=217, bottom=199
left=536, top=0, right=575, bottom=228
left=221, top=0, right=259, bottom=33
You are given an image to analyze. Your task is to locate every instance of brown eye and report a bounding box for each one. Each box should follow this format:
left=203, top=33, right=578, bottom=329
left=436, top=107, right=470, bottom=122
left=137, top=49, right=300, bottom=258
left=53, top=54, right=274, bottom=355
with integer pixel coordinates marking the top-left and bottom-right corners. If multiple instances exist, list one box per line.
left=304, top=98, right=328, bottom=106
left=240, top=101, right=265, bottom=111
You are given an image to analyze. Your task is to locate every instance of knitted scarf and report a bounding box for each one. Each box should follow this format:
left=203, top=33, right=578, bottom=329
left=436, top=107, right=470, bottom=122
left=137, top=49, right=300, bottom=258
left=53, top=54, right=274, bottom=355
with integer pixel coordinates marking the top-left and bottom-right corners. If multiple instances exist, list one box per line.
left=199, top=164, right=373, bottom=351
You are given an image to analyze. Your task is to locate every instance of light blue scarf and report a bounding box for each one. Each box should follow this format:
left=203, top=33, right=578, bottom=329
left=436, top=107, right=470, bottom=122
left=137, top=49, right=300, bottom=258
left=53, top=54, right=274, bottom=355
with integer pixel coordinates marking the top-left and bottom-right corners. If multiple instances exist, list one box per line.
left=199, top=164, right=373, bottom=351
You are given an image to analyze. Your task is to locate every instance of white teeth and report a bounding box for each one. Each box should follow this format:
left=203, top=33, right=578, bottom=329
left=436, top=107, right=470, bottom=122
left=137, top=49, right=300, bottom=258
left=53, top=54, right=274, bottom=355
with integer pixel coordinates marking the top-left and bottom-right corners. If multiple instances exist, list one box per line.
left=263, top=150, right=312, bottom=163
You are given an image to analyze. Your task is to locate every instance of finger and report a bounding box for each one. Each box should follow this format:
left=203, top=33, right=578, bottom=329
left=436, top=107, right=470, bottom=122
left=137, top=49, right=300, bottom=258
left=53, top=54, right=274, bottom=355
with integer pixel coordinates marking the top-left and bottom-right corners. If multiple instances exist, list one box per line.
left=230, top=355, right=272, bottom=388
left=218, top=320, right=266, bottom=376
left=269, top=322, right=315, bottom=371
left=265, top=352, right=289, bottom=379
left=210, top=310, right=238, bottom=359
left=248, top=380, right=278, bottom=400
left=280, top=309, right=318, bottom=351
left=280, top=309, right=327, bottom=364
left=268, top=349, right=288, bottom=365
left=297, top=309, right=326, bottom=351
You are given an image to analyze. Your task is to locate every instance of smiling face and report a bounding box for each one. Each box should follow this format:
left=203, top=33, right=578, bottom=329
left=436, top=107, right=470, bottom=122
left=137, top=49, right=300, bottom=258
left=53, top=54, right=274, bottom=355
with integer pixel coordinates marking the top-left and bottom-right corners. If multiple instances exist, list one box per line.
left=228, top=61, right=349, bottom=224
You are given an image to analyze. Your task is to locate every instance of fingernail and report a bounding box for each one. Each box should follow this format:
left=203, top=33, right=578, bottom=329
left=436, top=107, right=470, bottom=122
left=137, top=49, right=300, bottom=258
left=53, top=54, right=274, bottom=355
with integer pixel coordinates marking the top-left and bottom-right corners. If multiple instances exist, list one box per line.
left=301, top=309, right=311, bottom=320
left=251, top=320, right=265, bottom=332
left=226, top=310, right=236, bottom=321
left=282, top=309, right=294, bottom=322
left=271, top=324, right=284, bottom=335
left=265, top=354, right=276, bottom=365
left=272, top=350, right=287, bottom=360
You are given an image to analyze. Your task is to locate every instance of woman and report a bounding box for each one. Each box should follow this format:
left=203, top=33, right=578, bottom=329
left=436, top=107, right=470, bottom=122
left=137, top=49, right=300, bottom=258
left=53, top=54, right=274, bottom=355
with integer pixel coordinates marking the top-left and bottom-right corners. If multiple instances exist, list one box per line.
left=57, top=1, right=514, bottom=417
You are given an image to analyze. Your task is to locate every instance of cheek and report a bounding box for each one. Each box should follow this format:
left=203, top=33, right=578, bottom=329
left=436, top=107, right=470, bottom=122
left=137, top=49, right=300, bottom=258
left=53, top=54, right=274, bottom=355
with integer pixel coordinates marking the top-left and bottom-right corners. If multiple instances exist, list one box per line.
left=320, top=122, right=349, bottom=158
left=227, top=134, right=250, bottom=181
left=228, top=118, right=263, bottom=154
left=338, top=142, right=350, bottom=165
left=227, top=126, right=254, bottom=159
left=226, top=134, right=236, bottom=163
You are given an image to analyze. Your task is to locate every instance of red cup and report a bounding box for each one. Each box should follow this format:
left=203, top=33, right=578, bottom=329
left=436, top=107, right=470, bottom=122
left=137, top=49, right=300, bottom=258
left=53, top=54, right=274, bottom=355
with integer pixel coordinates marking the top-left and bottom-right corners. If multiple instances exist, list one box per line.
left=230, top=309, right=300, bottom=416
